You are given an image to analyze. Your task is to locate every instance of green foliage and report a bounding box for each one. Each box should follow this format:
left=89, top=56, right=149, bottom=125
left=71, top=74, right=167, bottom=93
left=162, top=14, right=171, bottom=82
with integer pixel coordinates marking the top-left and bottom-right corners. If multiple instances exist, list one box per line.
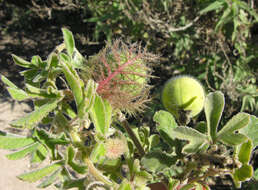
left=0, top=28, right=257, bottom=190
left=240, top=115, right=258, bottom=147
left=90, top=95, right=112, bottom=136
left=205, top=91, right=225, bottom=142
left=84, top=0, right=258, bottom=118
left=18, top=161, right=64, bottom=182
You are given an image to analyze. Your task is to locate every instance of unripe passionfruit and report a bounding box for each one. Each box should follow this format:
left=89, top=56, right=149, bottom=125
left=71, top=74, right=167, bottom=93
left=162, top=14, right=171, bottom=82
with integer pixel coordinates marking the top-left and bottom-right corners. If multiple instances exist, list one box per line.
left=108, top=51, right=148, bottom=96
left=161, top=75, right=205, bottom=120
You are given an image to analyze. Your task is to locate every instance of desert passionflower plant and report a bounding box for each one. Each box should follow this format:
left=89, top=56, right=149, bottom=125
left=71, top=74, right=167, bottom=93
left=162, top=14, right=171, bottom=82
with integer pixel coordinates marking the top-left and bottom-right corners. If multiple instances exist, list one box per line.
left=0, top=28, right=257, bottom=190
left=80, top=40, right=159, bottom=115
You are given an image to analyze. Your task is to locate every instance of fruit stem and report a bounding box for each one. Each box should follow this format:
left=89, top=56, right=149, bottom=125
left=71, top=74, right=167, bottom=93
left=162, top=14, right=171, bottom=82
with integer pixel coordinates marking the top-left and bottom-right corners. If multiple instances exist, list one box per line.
left=121, top=120, right=145, bottom=157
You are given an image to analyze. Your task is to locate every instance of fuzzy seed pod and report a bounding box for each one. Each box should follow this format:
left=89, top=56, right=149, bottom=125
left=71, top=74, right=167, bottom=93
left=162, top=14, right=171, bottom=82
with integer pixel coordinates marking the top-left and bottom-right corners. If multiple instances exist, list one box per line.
left=80, top=40, right=159, bottom=115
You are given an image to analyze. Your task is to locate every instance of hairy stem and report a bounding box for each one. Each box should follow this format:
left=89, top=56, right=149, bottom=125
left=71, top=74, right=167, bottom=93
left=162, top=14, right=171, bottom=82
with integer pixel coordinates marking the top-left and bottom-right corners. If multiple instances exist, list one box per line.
left=121, top=120, right=145, bottom=157
left=83, top=156, right=113, bottom=186
left=70, top=129, right=114, bottom=186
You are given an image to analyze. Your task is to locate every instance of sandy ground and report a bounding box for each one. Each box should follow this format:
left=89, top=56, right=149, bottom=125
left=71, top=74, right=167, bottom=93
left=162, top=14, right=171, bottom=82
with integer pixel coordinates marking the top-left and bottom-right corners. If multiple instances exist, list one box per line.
left=0, top=99, right=54, bottom=190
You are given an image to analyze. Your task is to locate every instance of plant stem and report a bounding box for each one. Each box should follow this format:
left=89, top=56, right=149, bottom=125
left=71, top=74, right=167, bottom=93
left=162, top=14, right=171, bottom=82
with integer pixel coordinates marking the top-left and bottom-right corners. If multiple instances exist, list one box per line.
left=83, top=156, right=113, bottom=186
left=70, top=128, right=114, bottom=186
left=121, top=120, right=145, bottom=157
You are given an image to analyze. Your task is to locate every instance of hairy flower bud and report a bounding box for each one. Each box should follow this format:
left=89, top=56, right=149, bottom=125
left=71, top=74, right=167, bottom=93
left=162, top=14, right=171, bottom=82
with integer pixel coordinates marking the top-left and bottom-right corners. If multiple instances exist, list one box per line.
left=105, top=138, right=127, bottom=159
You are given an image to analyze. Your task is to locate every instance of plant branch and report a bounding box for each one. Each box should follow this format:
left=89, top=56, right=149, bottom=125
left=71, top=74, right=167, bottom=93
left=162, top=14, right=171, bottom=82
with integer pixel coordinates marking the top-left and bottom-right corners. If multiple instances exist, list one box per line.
left=83, top=156, right=113, bottom=186
left=121, top=120, right=145, bottom=157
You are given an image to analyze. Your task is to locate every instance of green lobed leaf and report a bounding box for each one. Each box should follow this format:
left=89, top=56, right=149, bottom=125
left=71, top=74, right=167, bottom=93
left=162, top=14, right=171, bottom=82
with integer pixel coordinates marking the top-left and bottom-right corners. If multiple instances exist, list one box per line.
left=78, top=79, right=97, bottom=118
left=0, top=134, right=35, bottom=149
left=20, top=69, right=40, bottom=82
left=6, top=142, right=39, bottom=160
left=31, top=144, right=48, bottom=163
left=60, top=56, right=84, bottom=109
left=173, top=126, right=208, bottom=153
left=84, top=79, right=97, bottom=113
left=1, top=75, right=29, bottom=101
left=239, top=115, right=258, bottom=147
left=66, top=146, right=87, bottom=174
left=7, top=87, right=30, bottom=101
left=90, top=95, right=112, bottom=136
left=195, top=121, right=207, bottom=134
left=34, top=129, right=69, bottom=160
left=25, top=83, right=59, bottom=98
left=62, top=102, right=77, bottom=119
left=219, top=133, right=248, bottom=146
left=199, top=0, right=225, bottom=15
left=1, top=75, right=18, bottom=88
left=31, top=55, right=43, bottom=68
left=62, top=178, right=85, bottom=190
left=72, top=49, right=86, bottom=69
left=153, top=110, right=178, bottom=146
left=234, top=164, right=253, bottom=181
left=254, top=169, right=258, bottom=180
left=238, top=140, right=253, bottom=165
left=149, top=134, right=160, bottom=151
left=90, top=143, right=106, bottom=163
left=10, top=98, right=61, bottom=128
left=12, top=54, right=33, bottom=68
left=217, top=113, right=250, bottom=146
left=118, top=180, right=132, bottom=190
left=62, top=28, right=75, bottom=57
left=47, top=53, right=59, bottom=69
left=37, top=168, right=61, bottom=188
left=141, top=151, right=177, bottom=173
left=215, top=7, right=233, bottom=32
left=204, top=91, right=225, bottom=142
left=18, top=161, right=64, bottom=182
left=103, top=99, right=112, bottom=133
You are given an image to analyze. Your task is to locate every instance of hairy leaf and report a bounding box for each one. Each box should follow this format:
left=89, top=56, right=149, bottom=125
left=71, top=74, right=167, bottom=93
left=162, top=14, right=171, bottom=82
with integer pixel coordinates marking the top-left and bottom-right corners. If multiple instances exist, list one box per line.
left=0, top=134, right=34, bottom=149
left=153, top=110, right=178, bottom=146
left=66, top=146, right=87, bottom=174
left=18, top=161, right=64, bottom=182
left=199, top=0, right=225, bottom=15
left=217, top=113, right=250, bottom=146
left=239, top=115, right=258, bottom=147
left=234, top=164, right=253, bottom=182
left=62, top=178, right=85, bottom=190
left=11, top=98, right=60, bottom=128
left=141, top=151, right=177, bottom=173
left=62, top=28, right=75, bottom=57
left=60, top=56, right=83, bottom=109
left=12, top=54, right=33, bottom=68
left=173, top=126, right=208, bottom=153
left=6, top=142, right=39, bottom=160
left=238, top=140, right=252, bottom=165
left=204, top=91, right=225, bottom=142
left=90, top=95, right=112, bottom=136
left=37, top=168, right=61, bottom=188
left=1, top=75, right=29, bottom=101
left=31, top=144, right=48, bottom=163
left=7, top=87, right=30, bottom=101
left=90, top=143, right=106, bottom=163
left=78, top=79, right=97, bottom=118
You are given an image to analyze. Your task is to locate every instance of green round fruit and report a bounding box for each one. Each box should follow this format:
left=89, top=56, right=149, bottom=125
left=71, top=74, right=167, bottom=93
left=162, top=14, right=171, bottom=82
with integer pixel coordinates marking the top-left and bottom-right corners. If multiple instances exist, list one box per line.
left=161, top=76, right=205, bottom=119
left=110, top=51, right=147, bottom=95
